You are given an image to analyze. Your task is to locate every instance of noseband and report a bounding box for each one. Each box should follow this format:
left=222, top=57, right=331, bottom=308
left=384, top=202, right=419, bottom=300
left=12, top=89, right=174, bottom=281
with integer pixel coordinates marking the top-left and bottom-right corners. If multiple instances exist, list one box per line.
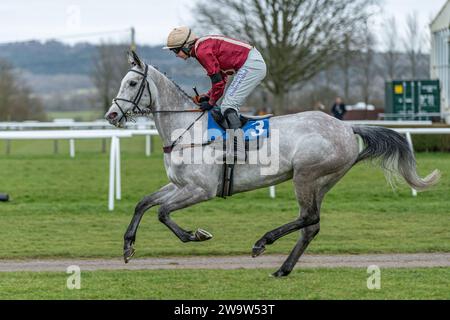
left=113, top=63, right=153, bottom=123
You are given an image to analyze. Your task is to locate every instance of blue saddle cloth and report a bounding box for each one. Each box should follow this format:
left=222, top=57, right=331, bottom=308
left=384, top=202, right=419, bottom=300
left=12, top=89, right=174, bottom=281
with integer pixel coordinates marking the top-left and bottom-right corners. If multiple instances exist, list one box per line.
left=207, top=111, right=270, bottom=142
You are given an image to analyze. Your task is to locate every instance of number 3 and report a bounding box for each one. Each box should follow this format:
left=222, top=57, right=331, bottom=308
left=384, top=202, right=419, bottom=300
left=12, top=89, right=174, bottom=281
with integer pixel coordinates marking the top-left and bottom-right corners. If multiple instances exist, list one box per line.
left=250, top=121, right=264, bottom=137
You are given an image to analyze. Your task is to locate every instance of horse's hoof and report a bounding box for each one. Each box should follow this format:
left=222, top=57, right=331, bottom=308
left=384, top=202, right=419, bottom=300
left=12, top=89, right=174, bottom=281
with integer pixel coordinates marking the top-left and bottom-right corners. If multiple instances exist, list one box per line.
left=252, top=245, right=265, bottom=258
left=194, top=229, right=213, bottom=241
left=271, top=269, right=290, bottom=278
left=123, top=246, right=135, bottom=263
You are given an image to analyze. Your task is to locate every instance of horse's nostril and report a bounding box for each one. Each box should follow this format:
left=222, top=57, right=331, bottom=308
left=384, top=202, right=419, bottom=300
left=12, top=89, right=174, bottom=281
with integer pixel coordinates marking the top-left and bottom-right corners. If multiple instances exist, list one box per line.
left=108, top=112, right=118, bottom=120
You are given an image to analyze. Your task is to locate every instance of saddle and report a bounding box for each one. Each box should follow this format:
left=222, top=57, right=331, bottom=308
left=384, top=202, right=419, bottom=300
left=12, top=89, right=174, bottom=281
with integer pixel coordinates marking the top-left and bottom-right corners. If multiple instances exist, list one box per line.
left=207, top=108, right=272, bottom=199
left=207, top=107, right=272, bottom=144
left=209, top=107, right=273, bottom=131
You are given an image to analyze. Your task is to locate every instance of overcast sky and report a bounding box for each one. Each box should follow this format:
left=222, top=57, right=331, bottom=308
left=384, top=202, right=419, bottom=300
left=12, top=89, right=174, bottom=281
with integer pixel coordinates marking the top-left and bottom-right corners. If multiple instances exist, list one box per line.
left=0, top=0, right=447, bottom=49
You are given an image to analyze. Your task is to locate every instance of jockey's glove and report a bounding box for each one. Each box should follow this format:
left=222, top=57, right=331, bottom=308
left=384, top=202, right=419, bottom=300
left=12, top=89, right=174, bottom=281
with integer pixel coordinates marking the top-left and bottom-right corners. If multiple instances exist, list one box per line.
left=199, top=101, right=215, bottom=111
left=193, top=94, right=209, bottom=105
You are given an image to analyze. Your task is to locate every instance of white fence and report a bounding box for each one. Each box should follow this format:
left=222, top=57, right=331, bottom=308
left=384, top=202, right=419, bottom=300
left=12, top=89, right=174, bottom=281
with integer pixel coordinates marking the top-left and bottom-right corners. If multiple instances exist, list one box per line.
left=0, top=119, right=155, bottom=130
left=394, top=128, right=450, bottom=197
left=355, top=127, right=449, bottom=197
left=0, top=129, right=157, bottom=211
left=0, top=119, right=157, bottom=157
left=346, top=120, right=433, bottom=126
left=1, top=121, right=447, bottom=210
left=377, top=113, right=449, bottom=122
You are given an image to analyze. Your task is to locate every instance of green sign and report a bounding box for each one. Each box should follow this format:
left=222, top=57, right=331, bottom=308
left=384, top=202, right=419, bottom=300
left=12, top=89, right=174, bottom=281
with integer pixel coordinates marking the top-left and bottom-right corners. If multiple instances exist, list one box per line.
left=385, top=80, right=441, bottom=119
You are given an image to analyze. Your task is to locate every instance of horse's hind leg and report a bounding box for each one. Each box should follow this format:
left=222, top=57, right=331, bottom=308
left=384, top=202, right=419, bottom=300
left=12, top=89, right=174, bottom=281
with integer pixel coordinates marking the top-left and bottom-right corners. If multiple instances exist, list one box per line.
left=252, top=181, right=320, bottom=258
left=124, top=183, right=177, bottom=263
left=272, top=168, right=351, bottom=277
left=272, top=223, right=320, bottom=277
left=269, top=180, right=323, bottom=277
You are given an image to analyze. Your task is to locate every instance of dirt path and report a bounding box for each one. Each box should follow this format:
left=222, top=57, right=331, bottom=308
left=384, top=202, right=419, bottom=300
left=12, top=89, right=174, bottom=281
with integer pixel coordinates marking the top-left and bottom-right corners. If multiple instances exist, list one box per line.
left=0, top=253, right=449, bottom=272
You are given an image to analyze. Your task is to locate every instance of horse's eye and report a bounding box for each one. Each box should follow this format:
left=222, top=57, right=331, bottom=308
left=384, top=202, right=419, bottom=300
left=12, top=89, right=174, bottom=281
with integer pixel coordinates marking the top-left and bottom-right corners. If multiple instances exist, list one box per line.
left=129, top=81, right=137, bottom=87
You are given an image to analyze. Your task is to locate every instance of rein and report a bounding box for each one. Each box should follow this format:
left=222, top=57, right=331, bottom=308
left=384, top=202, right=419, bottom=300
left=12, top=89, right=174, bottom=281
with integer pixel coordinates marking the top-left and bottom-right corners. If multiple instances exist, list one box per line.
left=162, top=111, right=206, bottom=153
left=113, top=63, right=207, bottom=153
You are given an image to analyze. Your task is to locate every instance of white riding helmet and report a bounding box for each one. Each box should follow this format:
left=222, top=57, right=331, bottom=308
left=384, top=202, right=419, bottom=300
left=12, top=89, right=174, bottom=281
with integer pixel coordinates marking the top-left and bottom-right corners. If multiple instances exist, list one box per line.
left=162, top=26, right=197, bottom=50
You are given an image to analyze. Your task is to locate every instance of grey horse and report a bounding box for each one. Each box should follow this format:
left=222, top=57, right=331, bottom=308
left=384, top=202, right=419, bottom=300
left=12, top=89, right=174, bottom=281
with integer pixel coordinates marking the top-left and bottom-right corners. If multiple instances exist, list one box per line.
left=104, top=51, right=440, bottom=277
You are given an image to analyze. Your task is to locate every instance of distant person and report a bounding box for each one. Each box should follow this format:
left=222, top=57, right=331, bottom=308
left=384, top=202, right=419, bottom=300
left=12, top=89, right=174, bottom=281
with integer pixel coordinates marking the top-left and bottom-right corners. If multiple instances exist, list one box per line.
left=331, top=97, right=347, bottom=120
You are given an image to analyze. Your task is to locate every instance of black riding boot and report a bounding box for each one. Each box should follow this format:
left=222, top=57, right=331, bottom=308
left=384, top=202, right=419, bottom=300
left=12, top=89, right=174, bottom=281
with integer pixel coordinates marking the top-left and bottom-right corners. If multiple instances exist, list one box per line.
left=222, top=108, right=244, bottom=197
left=223, top=108, right=245, bottom=161
left=224, top=108, right=241, bottom=130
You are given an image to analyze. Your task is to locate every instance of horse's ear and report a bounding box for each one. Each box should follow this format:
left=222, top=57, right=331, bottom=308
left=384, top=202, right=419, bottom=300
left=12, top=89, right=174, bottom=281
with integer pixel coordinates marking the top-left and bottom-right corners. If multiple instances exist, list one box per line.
left=127, top=50, right=143, bottom=68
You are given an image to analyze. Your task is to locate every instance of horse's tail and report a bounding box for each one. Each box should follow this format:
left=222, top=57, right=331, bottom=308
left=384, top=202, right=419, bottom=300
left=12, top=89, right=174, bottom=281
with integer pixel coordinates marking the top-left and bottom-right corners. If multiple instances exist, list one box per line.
left=352, top=125, right=440, bottom=191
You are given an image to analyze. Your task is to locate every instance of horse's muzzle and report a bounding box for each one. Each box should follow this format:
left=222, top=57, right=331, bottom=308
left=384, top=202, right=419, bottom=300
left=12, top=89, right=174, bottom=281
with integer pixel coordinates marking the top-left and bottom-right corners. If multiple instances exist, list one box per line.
left=105, top=111, right=120, bottom=127
left=107, top=112, right=118, bottom=121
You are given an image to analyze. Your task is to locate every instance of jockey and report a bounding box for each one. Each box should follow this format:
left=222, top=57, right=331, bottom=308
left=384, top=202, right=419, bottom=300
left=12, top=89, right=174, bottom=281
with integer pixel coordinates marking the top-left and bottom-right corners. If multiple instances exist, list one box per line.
left=163, top=26, right=267, bottom=131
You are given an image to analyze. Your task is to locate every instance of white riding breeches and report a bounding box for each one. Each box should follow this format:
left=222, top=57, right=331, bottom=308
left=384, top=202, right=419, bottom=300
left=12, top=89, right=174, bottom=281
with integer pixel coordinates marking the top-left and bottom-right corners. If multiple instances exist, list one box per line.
left=220, top=47, right=267, bottom=114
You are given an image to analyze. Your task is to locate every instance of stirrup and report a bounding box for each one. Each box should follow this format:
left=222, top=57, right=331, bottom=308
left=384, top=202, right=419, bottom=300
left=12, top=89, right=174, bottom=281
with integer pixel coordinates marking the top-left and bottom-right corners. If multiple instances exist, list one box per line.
left=222, top=163, right=235, bottom=197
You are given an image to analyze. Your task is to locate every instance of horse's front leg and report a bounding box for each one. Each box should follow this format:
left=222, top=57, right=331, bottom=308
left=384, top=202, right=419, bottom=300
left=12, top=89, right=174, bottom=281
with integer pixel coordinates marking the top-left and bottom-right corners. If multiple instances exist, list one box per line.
left=124, top=183, right=177, bottom=263
left=158, top=185, right=214, bottom=243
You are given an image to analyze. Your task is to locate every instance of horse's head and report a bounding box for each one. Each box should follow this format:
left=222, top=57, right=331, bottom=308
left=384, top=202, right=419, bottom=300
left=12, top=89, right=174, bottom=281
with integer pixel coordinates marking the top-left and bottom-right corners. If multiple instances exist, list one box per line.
left=105, top=51, right=154, bottom=128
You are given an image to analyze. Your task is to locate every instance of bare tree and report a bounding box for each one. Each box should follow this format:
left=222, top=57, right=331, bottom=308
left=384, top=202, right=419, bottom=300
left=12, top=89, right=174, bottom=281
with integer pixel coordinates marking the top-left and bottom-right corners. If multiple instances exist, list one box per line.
left=0, top=59, right=46, bottom=121
left=337, top=32, right=364, bottom=101
left=357, top=22, right=377, bottom=110
left=91, top=43, right=130, bottom=113
left=404, top=11, right=423, bottom=79
left=195, top=0, right=377, bottom=114
left=340, top=34, right=353, bottom=100
left=383, top=16, right=399, bottom=81
left=0, top=60, right=15, bottom=118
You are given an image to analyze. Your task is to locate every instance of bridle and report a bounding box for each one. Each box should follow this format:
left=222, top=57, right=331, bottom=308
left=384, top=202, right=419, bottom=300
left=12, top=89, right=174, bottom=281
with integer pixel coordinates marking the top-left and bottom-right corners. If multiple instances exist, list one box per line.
left=112, top=62, right=207, bottom=153
left=112, top=63, right=153, bottom=123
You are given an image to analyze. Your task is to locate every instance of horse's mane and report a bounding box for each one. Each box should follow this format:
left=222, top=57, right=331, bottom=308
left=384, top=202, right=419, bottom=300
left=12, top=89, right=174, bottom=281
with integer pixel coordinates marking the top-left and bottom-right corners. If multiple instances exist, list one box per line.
left=150, top=64, right=192, bottom=101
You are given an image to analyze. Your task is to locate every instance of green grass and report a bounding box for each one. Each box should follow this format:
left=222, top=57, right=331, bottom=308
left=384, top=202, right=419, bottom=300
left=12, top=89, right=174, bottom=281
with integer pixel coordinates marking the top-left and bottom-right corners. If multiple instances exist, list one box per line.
left=0, top=268, right=449, bottom=299
left=47, top=110, right=103, bottom=122
left=0, top=137, right=449, bottom=259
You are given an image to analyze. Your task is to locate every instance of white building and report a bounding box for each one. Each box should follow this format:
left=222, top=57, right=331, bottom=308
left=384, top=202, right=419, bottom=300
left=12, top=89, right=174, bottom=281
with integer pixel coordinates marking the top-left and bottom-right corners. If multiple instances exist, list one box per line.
left=430, top=0, right=450, bottom=119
